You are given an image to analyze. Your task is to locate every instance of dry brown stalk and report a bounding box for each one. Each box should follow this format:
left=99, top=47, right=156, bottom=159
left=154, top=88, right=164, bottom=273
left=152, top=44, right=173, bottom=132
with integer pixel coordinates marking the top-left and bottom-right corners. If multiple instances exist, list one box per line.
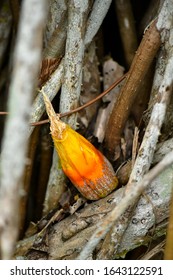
left=105, top=19, right=161, bottom=159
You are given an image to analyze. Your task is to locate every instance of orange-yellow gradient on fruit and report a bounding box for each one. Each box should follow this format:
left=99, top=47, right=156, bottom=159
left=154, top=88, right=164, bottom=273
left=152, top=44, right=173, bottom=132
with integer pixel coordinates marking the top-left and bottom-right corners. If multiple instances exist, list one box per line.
left=43, top=93, right=118, bottom=200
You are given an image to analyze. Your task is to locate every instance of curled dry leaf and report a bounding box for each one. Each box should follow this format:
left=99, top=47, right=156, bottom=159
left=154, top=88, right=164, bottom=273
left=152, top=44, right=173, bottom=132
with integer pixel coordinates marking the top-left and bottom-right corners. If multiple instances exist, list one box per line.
left=42, top=93, right=118, bottom=200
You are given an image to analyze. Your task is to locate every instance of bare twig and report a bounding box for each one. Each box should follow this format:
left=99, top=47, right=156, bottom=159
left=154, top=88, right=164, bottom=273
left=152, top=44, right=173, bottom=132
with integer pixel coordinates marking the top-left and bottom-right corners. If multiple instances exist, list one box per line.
left=84, top=0, right=112, bottom=47
left=105, top=19, right=161, bottom=159
left=29, top=59, right=64, bottom=136
left=59, top=0, right=90, bottom=127
left=44, top=0, right=67, bottom=44
left=0, top=0, right=48, bottom=259
left=127, top=69, right=172, bottom=186
left=43, top=9, right=67, bottom=59
left=141, top=240, right=165, bottom=260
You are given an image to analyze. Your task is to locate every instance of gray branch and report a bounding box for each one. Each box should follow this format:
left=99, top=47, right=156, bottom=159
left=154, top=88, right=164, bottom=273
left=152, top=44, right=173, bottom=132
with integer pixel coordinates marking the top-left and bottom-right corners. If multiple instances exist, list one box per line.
left=43, top=0, right=68, bottom=59
left=60, top=0, right=90, bottom=127
left=84, top=0, right=112, bottom=46
left=0, top=0, right=48, bottom=259
left=29, top=59, right=64, bottom=136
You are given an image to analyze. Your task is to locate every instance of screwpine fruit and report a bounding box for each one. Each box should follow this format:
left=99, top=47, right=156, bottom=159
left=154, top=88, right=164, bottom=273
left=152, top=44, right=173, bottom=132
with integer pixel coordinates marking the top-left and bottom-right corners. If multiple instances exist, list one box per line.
left=43, top=93, right=118, bottom=200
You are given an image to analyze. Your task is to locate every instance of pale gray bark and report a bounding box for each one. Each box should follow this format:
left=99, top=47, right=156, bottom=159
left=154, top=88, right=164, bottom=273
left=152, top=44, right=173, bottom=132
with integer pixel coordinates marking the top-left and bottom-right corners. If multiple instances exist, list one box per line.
left=29, top=59, right=64, bottom=136
left=45, top=0, right=67, bottom=44
left=84, top=0, right=112, bottom=46
left=60, top=0, right=90, bottom=127
left=43, top=0, right=68, bottom=59
left=0, top=0, right=48, bottom=259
